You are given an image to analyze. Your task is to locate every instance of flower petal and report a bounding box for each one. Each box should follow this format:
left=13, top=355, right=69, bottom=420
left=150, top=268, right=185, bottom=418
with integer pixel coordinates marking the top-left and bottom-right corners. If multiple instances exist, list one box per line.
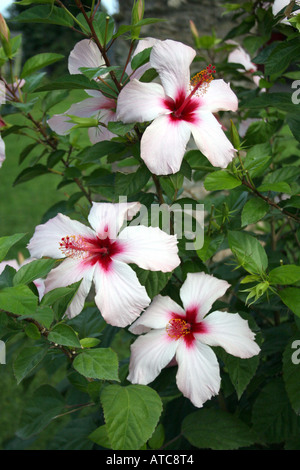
left=200, top=79, right=238, bottom=113
left=176, top=339, right=221, bottom=407
left=44, top=257, right=95, bottom=319
left=0, top=134, right=5, bottom=168
left=180, top=272, right=230, bottom=321
left=93, top=260, right=150, bottom=327
left=47, top=113, right=75, bottom=136
left=228, top=48, right=256, bottom=73
left=68, top=39, right=105, bottom=75
left=88, top=108, right=117, bottom=144
left=127, top=329, right=178, bottom=384
left=189, top=111, right=236, bottom=168
left=141, top=114, right=191, bottom=175
left=116, top=225, right=180, bottom=272
left=27, top=213, right=96, bottom=259
left=129, top=294, right=185, bottom=334
left=150, top=39, right=195, bottom=100
left=87, top=201, right=141, bottom=239
left=0, top=259, right=19, bottom=274
left=126, top=37, right=159, bottom=80
left=116, top=79, right=166, bottom=123
left=200, top=311, right=261, bottom=358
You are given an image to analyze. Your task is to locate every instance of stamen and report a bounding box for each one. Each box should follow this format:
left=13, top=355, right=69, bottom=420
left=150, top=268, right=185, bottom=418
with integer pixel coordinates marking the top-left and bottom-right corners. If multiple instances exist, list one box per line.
left=59, top=235, right=89, bottom=259
left=189, top=64, right=216, bottom=97
left=166, top=318, right=192, bottom=340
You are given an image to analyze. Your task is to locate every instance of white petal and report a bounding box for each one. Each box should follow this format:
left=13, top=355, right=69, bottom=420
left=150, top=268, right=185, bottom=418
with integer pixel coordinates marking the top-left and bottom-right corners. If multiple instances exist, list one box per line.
left=200, top=311, right=261, bottom=358
left=44, top=257, right=95, bottom=319
left=116, top=79, right=166, bottom=123
left=88, top=108, right=117, bottom=144
left=27, top=213, right=95, bottom=259
left=176, top=339, right=221, bottom=407
left=180, top=272, right=230, bottom=321
left=200, top=79, right=238, bottom=113
left=150, top=39, right=195, bottom=100
left=228, top=48, right=256, bottom=73
left=129, top=294, right=185, bottom=335
left=127, top=329, right=178, bottom=384
left=189, top=111, right=236, bottom=168
left=47, top=113, right=76, bottom=135
left=87, top=202, right=141, bottom=239
left=116, top=225, right=180, bottom=272
left=0, top=259, right=19, bottom=274
left=93, top=260, right=150, bottom=327
left=68, top=39, right=105, bottom=75
left=141, top=114, right=191, bottom=175
left=0, top=135, right=5, bottom=168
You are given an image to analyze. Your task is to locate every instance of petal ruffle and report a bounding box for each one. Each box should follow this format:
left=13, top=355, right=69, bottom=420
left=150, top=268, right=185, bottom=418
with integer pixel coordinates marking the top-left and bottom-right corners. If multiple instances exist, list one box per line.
left=141, top=114, right=191, bottom=175
left=189, top=111, right=236, bottom=168
left=129, top=294, right=185, bottom=335
left=127, top=329, right=178, bottom=384
left=87, top=201, right=141, bottom=239
left=68, top=39, right=105, bottom=75
left=93, top=260, right=150, bottom=327
left=180, top=272, right=230, bottom=321
left=27, top=213, right=96, bottom=259
left=116, top=79, right=166, bottom=123
left=176, top=339, right=221, bottom=407
left=150, top=39, right=195, bottom=101
left=116, top=225, right=180, bottom=272
left=199, top=311, right=261, bottom=358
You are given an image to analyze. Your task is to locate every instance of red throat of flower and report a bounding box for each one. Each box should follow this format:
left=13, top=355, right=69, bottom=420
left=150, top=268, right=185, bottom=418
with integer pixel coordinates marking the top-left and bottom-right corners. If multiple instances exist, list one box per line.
left=173, top=64, right=216, bottom=119
left=166, top=318, right=192, bottom=340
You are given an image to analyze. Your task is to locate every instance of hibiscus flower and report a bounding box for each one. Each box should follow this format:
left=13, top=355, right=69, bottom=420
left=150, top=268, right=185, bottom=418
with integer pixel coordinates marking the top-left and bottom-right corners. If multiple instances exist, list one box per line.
left=116, top=39, right=238, bottom=175
left=48, top=38, right=158, bottom=144
left=27, top=202, right=180, bottom=327
left=127, top=272, right=260, bottom=408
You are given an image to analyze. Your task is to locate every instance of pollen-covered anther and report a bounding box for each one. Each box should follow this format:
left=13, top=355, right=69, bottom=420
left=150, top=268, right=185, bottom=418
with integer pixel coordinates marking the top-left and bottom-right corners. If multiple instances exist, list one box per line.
left=166, top=318, right=192, bottom=340
left=189, top=64, right=216, bottom=97
left=59, top=235, right=89, bottom=259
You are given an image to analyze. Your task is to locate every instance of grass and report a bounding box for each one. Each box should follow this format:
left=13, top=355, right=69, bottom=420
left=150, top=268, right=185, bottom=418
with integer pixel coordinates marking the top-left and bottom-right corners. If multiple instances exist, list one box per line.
left=0, top=88, right=91, bottom=449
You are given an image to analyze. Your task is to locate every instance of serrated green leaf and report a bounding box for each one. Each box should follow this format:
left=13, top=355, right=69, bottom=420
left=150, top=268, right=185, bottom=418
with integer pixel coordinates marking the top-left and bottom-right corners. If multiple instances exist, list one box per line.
left=204, top=171, right=241, bottom=191
left=182, top=408, right=256, bottom=450
left=0, top=233, right=26, bottom=262
left=48, top=323, right=81, bottom=348
left=13, top=345, right=48, bottom=384
left=73, top=348, right=119, bottom=381
left=132, top=266, right=172, bottom=299
left=101, top=384, right=163, bottom=450
left=228, top=230, right=268, bottom=274
left=19, top=305, right=54, bottom=329
left=21, top=52, right=64, bottom=78
left=13, top=258, right=57, bottom=286
left=12, top=5, right=74, bottom=27
left=278, top=287, right=300, bottom=317
left=241, top=198, right=269, bottom=227
left=0, top=285, right=38, bottom=316
left=269, top=265, right=300, bottom=285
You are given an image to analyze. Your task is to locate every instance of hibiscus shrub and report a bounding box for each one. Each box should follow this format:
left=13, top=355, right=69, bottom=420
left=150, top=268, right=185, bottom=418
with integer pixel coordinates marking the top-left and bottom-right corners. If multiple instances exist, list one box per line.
left=0, top=0, right=300, bottom=451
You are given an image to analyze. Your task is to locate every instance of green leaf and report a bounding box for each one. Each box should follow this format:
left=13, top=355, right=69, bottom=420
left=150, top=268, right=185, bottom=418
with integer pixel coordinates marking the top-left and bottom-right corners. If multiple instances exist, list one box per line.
left=132, top=266, right=172, bottom=299
left=131, top=47, right=152, bottom=71
left=197, top=234, right=224, bottom=262
left=0, top=233, right=26, bottom=262
left=269, top=265, right=300, bottom=285
left=115, top=165, right=151, bottom=196
left=264, top=39, right=300, bottom=76
left=107, top=121, right=134, bottom=137
left=101, top=384, right=163, bottom=450
left=182, top=408, right=256, bottom=450
left=13, top=345, right=48, bottom=385
left=16, top=385, right=65, bottom=439
left=12, top=5, right=74, bottom=27
left=19, top=305, right=54, bottom=329
left=204, top=171, right=241, bottom=191
left=88, top=425, right=111, bottom=449
left=278, top=287, right=300, bottom=317
left=37, top=74, right=102, bottom=92
left=80, top=337, right=101, bottom=348
left=283, top=337, right=300, bottom=415
left=228, top=230, right=268, bottom=274
left=243, top=143, right=272, bottom=178
left=0, top=285, right=38, bottom=316
left=241, top=198, right=269, bottom=227
left=148, top=423, right=165, bottom=449
left=257, top=182, right=291, bottom=194
left=21, top=52, right=64, bottom=78
left=73, top=348, right=119, bottom=381
left=286, top=113, right=300, bottom=143
left=13, top=164, right=48, bottom=186
left=252, top=378, right=300, bottom=443
left=48, top=323, right=81, bottom=348
left=40, top=281, right=82, bottom=319
left=13, top=258, right=56, bottom=286
left=24, top=322, right=41, bottom=340
left=78, top=141, right=127, bottom=163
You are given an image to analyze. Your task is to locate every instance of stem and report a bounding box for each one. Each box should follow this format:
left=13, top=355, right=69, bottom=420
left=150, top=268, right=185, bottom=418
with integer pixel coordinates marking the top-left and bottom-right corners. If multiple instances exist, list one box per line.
left=55, top=0, right=90, bottom=34
left=152, top=175, right=165, bottom=205
left=241, top=177, right=300, bottom=224
left=119, top=41, right=136, bottom=85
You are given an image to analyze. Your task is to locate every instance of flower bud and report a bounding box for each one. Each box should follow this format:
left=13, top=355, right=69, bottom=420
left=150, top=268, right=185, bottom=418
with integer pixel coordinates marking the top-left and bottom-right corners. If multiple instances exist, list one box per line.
left=0, top=14, right=10, bottom=43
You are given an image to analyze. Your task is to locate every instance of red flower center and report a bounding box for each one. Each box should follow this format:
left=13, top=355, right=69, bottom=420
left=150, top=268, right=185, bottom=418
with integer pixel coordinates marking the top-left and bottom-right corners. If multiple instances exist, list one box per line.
left=59, top=234, right=123, bottom=271
left=166, top=307, right=208, bottom=347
